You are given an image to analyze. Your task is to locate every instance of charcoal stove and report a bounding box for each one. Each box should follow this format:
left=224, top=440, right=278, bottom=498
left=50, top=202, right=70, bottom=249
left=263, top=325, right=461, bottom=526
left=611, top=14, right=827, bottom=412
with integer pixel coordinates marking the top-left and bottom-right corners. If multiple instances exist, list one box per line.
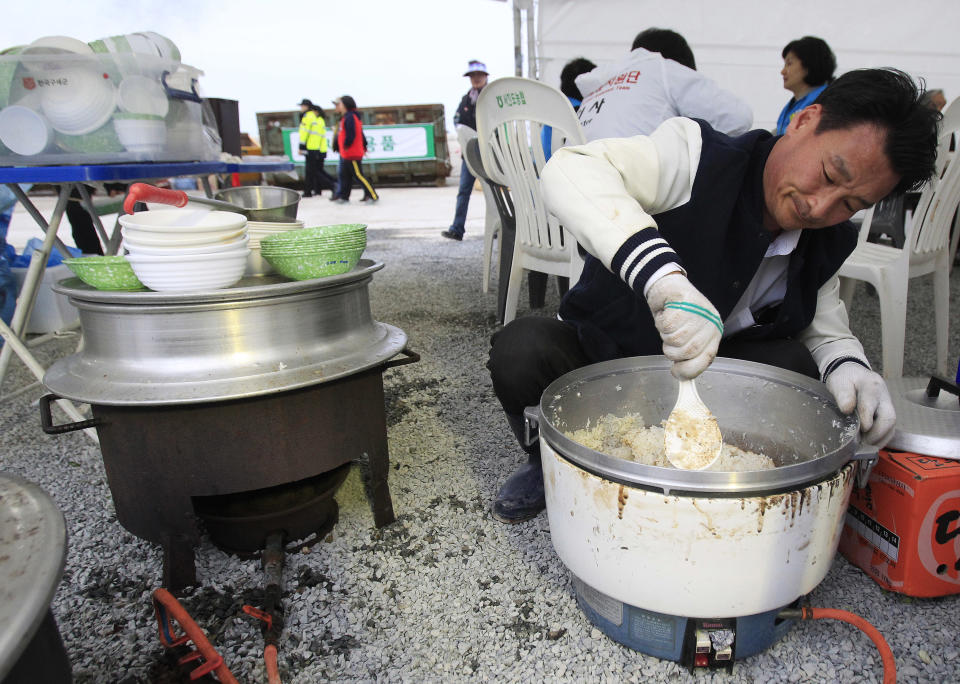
left=39, top=260, right=415, bottom=590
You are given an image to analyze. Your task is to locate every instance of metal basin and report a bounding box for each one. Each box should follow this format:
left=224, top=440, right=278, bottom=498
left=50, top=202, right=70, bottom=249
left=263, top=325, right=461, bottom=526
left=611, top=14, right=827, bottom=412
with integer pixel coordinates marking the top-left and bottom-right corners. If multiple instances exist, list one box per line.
left=43, top=259, right=407, bottom=405
left=214, top=185, right=300, bottom=221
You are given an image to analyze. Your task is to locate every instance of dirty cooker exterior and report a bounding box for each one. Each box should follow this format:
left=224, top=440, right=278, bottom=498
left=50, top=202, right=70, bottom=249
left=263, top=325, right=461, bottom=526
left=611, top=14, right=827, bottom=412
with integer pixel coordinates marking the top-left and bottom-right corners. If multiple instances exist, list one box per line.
left=526, top=357, right=877, bottom=618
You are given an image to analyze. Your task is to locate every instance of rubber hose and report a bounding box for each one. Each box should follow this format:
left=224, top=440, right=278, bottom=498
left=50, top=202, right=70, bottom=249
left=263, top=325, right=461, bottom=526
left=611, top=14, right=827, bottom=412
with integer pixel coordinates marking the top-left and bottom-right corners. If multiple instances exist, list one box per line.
left=264, top=644, right=281, bottom=684
left=803, top=607, right=896, bottom=684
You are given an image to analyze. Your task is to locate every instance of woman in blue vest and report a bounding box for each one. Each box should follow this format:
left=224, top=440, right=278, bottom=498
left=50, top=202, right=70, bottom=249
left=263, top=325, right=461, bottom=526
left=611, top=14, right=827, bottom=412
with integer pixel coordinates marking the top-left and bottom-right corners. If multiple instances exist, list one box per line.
left=776, top=36, right=836, bottom=135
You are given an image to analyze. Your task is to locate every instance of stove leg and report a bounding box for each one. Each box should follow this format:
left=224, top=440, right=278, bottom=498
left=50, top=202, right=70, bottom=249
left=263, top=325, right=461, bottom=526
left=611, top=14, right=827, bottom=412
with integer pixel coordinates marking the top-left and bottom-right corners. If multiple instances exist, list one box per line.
left=360, top=450, right=395, bottom=528
left=162, top=534, right=198, bottom=593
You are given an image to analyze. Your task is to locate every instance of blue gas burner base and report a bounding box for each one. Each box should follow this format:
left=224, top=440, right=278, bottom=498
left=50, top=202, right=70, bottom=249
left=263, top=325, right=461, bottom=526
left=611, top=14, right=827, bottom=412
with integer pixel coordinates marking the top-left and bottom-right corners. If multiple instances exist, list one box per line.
left=572, top=576, right=799, bottom=672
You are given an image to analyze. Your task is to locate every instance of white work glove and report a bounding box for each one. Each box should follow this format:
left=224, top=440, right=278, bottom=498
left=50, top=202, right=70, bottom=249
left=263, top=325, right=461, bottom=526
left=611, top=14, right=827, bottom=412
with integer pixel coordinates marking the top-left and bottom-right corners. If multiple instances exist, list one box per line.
left=645, top=272, right=723, bottom=379
left=825, top=362, right=896, bottom=446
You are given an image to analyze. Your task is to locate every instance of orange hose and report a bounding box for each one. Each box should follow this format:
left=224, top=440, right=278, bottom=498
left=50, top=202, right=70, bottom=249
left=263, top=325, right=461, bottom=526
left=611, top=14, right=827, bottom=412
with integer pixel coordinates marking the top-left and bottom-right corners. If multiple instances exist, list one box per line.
left=802, top=607, right=896, bottom=684
left=152, top=589, right=240, bottom=684
left=264, top=644, right=282, bottom=684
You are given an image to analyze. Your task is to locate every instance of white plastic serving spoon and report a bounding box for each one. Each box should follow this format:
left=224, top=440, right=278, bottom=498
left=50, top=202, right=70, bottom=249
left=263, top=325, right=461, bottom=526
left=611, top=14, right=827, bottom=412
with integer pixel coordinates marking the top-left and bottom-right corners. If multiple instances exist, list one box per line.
left=663, top=378, right=723, bottom=470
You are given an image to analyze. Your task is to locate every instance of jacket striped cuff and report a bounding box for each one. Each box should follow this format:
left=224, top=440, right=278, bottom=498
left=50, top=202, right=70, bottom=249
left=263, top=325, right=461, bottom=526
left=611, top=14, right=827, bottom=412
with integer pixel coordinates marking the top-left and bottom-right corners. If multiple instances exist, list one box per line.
left=821, top=356, right=871, bottom=382
left=612, top=227, right=683, bottom=296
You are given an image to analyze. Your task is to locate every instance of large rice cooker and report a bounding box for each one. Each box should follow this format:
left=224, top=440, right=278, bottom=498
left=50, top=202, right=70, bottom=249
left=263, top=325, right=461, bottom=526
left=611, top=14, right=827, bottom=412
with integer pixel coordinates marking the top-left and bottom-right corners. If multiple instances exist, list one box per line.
left=524, top=356, right=878, bottom=670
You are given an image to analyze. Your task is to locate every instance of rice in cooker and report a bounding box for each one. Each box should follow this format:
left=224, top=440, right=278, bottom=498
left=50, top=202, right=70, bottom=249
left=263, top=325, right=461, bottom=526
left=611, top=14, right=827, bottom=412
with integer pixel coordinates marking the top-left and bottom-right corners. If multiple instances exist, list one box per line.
left=566, top=413, right=775, bottom=471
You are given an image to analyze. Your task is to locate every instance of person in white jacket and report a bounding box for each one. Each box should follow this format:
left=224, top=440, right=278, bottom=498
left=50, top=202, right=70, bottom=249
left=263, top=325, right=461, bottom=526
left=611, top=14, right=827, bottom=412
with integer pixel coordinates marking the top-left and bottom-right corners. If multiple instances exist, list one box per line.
left=486, top=68, right=939, bottom=524
left=575, top=27, right=753, bottom=140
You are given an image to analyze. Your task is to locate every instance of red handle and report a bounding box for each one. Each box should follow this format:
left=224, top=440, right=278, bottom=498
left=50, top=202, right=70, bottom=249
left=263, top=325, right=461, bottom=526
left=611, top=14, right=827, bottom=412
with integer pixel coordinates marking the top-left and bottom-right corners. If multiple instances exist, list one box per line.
left=123, top=183, right=189, bottom=214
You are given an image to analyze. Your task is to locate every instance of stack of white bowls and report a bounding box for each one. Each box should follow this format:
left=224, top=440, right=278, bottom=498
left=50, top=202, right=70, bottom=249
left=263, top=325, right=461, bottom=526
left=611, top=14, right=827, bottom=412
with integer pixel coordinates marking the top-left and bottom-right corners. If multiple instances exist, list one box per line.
left=119, top=209, right=251, bottom=292
left=245, top=219, right=305, bottom=276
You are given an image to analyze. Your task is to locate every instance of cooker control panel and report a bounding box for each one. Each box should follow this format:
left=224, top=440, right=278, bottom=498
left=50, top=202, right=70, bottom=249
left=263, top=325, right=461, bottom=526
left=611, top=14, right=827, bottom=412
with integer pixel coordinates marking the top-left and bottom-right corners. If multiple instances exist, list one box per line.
left=681, top=618, right=736, bottom=672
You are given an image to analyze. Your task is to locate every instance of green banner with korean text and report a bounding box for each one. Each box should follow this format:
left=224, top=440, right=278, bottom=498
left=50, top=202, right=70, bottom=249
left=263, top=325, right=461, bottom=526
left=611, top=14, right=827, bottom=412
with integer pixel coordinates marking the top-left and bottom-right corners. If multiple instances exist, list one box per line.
left=283, top=123, right=436, bottom=165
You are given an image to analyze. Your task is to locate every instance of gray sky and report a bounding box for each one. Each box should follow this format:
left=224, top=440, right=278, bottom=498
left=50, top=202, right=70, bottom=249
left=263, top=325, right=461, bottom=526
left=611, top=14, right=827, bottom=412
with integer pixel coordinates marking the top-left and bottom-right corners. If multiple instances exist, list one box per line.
left=1, top=0, right=515, bottom=144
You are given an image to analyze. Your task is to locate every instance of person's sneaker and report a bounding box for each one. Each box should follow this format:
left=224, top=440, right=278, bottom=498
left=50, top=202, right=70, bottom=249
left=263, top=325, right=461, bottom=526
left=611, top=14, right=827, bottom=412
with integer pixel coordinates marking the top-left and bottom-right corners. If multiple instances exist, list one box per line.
left=332, top=198, right=349, bottom=204
left=491, top=460, right=545, bottom=523
left=360, top=197, right=379, bottom=203
left=329, top=196, right=343, bottom=202
left=303, top=192, right=313, bottom=198
left=440, top=229, right=463, bottom=241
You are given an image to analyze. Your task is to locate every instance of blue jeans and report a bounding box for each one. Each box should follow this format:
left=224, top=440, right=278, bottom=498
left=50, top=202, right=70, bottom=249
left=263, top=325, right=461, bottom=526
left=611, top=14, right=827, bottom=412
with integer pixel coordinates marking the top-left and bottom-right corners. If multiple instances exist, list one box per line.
left=0, top=210, right=16, bottom=329
left=449, top=159, right=475, bottom=236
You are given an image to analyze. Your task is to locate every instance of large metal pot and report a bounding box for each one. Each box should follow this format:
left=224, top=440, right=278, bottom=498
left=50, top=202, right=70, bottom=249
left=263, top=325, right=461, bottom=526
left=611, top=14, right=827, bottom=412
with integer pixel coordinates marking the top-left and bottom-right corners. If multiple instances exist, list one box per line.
left=526, top=356, right=877, bottom=617
left=43, top=259, right=405, bottom=405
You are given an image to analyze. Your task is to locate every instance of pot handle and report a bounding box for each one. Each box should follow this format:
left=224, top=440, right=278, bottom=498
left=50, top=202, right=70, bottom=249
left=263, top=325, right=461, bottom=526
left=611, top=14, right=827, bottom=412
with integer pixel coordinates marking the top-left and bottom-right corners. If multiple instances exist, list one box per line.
left=383, top=347, right=420, bottom=370
left=851, top=443, right=879, bottom=489
left=522, top=406, right=540, bottom=448
left=39, top=394, right=101, bottom=435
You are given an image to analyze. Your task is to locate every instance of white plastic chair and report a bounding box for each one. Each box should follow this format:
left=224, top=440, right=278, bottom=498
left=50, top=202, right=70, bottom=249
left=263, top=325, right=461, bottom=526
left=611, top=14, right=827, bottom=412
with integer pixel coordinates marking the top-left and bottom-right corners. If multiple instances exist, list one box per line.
left=838, top=126, right=960, bottom=379
left=456, top=124, right=501, bottom=293
left=476, top=77, right=586, bottom=324
left=941, top=95, right=960, bottom=272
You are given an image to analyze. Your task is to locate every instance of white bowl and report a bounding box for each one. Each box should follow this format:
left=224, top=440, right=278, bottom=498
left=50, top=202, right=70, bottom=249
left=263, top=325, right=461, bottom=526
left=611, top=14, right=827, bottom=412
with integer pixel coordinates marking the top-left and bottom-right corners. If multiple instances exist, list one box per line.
left=40, top=66, right=117, bottom=135
left=21, top=36, right=94, bottom=74
left=121, top=226, right=247, bottom=248
left=113, top=115, right=166, bottom=153
left=117, top=75, right=168, bottom=116
left=127, top=250, right=250, bottom=292
left=0, top=105, right=53, bottom=155
left=124, top=235, right=249, bottom=256
left=120, top=209, right=247, bottom=233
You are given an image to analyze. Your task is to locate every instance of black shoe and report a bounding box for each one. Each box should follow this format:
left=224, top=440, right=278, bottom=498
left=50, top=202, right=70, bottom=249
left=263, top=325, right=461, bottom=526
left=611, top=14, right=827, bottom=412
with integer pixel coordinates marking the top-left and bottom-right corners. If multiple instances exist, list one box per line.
left=303, top=192, right=314, bottom=198
left=441, top=229, right=463, bottom=241
left=360, top=196, right=378, bottom=203
left=332, top=198, right=348, bottom=204
left=491, top=461, right=545, bottom=524
left=329, top=195, right=343, bottom=202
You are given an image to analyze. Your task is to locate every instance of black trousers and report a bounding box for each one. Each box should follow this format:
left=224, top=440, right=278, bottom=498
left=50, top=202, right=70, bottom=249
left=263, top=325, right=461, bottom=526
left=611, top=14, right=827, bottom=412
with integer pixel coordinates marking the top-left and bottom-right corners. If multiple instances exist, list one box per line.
left=336, top=158, right=378, bottom=201
left=65, top=186, right=103, bottom=255
left=486, top=316, right=819, bottom=419
left=304, top=150, right=336, bottom=195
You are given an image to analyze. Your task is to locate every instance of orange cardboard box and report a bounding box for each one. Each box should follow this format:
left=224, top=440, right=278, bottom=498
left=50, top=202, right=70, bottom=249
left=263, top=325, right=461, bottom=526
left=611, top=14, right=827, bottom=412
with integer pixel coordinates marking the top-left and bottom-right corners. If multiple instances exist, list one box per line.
left=839, top=449, right=960, bottom=597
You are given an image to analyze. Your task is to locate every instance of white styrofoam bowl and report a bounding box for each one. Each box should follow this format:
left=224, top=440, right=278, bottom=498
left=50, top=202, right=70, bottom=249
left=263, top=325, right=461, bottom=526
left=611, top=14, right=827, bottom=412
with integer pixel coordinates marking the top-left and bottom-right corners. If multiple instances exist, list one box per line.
left=119, top=209, right=248, bottom=233
left=121, top=226, right=247, bottom=248
left=123, top=234, right=249, bottom=256
left=127, top=249, right=250, bottom=292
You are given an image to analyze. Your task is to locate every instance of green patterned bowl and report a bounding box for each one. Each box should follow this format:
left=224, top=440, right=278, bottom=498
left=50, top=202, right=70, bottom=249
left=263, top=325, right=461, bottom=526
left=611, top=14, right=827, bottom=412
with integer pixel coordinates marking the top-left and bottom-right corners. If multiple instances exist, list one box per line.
left=263, top=247, right=364, bottom=281
left=63, top=256, right=147, bottom=291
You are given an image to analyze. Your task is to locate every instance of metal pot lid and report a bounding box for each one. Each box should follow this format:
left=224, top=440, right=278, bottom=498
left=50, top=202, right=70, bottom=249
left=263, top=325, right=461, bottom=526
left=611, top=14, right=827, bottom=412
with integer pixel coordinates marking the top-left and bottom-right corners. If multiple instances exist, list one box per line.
left=51, top=259, right=385, bottom=305
left=536, top=356, right=865, bottom=495
left=0, top=473, right=67, bottom=679
left=884, top=376, right=960, bottom=458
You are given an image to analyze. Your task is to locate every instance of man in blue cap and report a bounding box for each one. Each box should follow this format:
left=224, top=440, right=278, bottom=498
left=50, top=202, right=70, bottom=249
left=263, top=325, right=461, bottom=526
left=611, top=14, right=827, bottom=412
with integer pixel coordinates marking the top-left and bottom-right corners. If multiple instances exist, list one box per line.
left=442, top=60, right=489, bottom=241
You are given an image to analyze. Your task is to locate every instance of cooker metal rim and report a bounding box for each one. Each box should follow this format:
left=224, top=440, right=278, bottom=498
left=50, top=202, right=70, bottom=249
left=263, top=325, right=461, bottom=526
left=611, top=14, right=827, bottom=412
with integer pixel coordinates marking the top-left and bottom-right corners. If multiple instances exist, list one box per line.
left=534, top=356, right=868, bottom=495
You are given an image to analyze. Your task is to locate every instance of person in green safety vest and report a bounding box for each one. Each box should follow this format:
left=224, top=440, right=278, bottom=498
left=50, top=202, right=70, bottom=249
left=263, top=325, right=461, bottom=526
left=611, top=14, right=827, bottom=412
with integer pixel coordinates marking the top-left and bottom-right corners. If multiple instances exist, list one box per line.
left=298, top=98, right=336, bottom=197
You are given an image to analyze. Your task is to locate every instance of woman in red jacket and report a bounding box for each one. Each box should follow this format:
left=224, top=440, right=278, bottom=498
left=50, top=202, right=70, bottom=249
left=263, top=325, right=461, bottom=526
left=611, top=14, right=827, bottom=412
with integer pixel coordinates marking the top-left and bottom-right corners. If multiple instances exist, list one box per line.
left=330, top=95, right=378, bottom=203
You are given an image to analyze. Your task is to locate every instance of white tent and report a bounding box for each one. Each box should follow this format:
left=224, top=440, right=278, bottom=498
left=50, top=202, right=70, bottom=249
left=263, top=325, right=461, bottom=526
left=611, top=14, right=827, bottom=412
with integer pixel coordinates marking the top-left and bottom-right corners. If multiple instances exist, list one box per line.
left=512, top=0, right=960, bottom=131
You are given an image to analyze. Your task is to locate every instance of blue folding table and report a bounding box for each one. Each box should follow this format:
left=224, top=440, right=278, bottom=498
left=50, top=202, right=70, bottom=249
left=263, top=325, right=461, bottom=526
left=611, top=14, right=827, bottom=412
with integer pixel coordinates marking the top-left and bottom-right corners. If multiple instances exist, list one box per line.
left=0, top=160, right=294, bottom=432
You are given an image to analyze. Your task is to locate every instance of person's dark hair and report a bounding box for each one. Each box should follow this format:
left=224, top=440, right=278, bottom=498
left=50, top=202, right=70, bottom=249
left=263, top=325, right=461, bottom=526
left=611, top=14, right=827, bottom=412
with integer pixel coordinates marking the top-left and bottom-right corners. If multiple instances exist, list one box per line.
left=782, top=36, right=836, bottom=87
left=559, top=57, right=596, bottom=101
left=340, top=95, right=357, bottom=110
left=815, top=68, right=940, bottom=194
left=631, top=28, right=696, bottom=70
left=311, top=104, right=326, bottom=118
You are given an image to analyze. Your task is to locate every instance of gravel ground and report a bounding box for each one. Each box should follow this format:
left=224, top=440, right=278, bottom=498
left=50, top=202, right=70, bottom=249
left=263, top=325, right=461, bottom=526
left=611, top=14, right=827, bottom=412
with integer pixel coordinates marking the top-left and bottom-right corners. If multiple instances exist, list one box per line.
left=2, top=188, right=959, bottom=683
